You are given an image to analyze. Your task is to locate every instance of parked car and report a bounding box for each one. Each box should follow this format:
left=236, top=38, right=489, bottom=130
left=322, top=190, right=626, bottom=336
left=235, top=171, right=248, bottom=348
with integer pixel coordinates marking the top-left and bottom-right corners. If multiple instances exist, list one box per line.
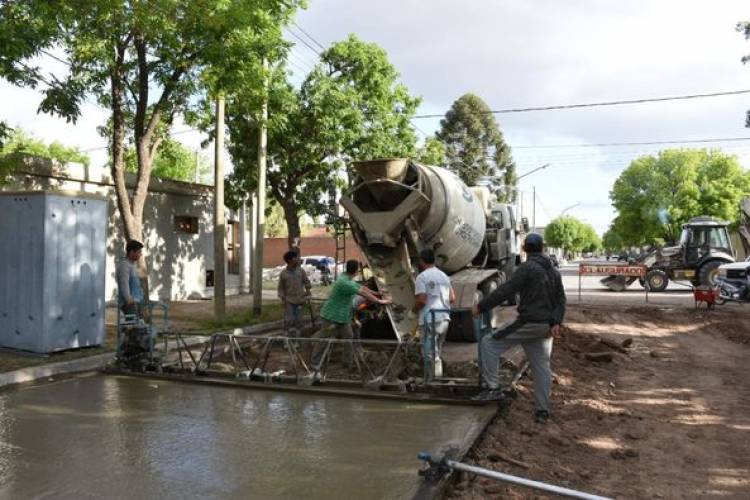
left=300, top=255, right=334, bottom=273
left=300, top=255, right=335, bottom=285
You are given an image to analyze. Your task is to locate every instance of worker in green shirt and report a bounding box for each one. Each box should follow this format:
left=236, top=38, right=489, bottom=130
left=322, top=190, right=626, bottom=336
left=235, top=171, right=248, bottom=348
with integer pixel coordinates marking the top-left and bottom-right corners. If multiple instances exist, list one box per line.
left=311, top=260, right=390, bottom=370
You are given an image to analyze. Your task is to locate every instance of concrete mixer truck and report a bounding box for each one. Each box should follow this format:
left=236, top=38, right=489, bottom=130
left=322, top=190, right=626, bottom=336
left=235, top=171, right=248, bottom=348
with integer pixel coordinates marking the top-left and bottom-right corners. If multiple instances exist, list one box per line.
left=339, top=158, right=525, bottom=342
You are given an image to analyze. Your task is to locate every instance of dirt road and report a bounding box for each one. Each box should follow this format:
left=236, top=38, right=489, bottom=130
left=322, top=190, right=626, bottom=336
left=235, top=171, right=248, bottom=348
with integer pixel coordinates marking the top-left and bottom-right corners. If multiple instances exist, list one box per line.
left=450, top=303, right=750, bottom=499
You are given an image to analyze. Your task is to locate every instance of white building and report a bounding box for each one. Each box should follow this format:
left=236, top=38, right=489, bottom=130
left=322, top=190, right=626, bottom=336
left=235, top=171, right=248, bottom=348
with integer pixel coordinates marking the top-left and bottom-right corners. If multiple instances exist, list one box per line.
left=2, top=156, right=251, bottom=301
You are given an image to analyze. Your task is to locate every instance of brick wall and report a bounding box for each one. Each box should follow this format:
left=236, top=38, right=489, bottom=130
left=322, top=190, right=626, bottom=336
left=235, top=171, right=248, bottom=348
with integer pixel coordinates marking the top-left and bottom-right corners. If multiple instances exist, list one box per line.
left=263, top=236, right=364, bottom=267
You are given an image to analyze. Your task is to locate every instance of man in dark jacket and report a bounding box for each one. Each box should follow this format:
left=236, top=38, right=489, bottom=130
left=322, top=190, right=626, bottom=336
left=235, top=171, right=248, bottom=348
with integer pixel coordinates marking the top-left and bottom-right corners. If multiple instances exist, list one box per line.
left=472, top=233, right=566, bottom=423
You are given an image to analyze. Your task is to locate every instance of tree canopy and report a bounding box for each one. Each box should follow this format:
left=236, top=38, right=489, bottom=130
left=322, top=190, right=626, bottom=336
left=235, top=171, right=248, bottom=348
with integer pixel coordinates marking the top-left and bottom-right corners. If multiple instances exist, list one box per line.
left=0, top=0, right=299, bottom=242
left=609, top=149, right=750, bottom=246
left=125, top=138, right=209, bottom=183
left=602, top=228, right=625, bottom=254
left=0, top=121, right=10, bottom=149
left=436, top=93, right=517, bottom=200
left=416, top=136, right=446, bottom=166
left=738, top=20, right=750, bottom=127
left=0, top=128, right=90, bottom=183
left=223, top=34, right=421, bottom=247
left=545, top=216, right=601, bottom=254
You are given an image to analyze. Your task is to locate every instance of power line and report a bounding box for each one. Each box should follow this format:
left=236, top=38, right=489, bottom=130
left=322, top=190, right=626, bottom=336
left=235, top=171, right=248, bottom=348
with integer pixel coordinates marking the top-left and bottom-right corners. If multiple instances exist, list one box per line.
left=513, top=136, right=750, bottom=150
left=285, top=27, right=321, bottom=57
left=291, top=21, right=325, bottom=51
left=412, top=122, right=430, bottom=138
left=288, top=49, right=316, bottom=70
left=40, top=49, right=70, bottom=67
left=287, top=51, right=314, bottom=73
left=411, top=89, right=750, bottom=119
left=286, top=59, right=309, bottom=76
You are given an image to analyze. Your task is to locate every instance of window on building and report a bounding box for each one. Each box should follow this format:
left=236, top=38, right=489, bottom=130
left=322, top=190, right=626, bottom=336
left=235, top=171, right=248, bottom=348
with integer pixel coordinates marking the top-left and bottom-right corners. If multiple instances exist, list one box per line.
left=175, top=215, right=199, bottom=234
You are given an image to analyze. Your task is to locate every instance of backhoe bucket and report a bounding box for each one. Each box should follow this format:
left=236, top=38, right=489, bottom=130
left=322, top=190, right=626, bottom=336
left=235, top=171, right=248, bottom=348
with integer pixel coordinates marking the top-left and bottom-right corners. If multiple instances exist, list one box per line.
left=600, top=275, right=637, bottom=292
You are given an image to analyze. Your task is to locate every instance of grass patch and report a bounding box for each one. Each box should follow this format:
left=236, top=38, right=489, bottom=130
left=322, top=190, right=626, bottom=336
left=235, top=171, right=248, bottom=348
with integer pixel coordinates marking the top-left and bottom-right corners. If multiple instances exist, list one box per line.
left=194, top=302, right=285, bottom=332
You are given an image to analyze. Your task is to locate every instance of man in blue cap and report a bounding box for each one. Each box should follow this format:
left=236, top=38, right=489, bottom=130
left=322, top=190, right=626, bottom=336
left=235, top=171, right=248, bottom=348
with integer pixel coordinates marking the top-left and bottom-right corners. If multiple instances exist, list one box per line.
left=472, top=233, right=566, bottom=423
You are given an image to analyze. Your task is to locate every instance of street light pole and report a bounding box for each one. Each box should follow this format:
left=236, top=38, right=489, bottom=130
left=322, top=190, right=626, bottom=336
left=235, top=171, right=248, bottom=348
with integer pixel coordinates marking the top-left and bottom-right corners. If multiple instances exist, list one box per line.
left=532, top=186, right=536, bottom=233
left=561, top=203, right=581, bottom=216
left=517, top=163, right=550, bottom=181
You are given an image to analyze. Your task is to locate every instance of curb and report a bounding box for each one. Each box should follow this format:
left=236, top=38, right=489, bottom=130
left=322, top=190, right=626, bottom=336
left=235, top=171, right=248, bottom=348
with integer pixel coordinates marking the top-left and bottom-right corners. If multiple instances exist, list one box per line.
left=0, top=352, right=114, bottom=389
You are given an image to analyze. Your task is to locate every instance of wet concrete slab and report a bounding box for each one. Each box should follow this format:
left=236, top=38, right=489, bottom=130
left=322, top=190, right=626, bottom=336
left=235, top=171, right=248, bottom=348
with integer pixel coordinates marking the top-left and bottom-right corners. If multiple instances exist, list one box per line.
left=0, top=374, right=494, bottom=499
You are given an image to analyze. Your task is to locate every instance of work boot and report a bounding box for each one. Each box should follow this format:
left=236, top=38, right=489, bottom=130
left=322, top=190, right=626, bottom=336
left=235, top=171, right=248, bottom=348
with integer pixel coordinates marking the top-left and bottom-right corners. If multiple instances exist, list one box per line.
left=534, top=409, right=550, bottom=424
left=472, top=388, right=504, bottom=401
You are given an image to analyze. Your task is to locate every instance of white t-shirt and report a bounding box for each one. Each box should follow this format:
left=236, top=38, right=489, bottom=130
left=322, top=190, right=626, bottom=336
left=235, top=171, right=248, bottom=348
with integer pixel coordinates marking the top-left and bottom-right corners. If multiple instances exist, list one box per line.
left=414, top=266, right=452, bottom=325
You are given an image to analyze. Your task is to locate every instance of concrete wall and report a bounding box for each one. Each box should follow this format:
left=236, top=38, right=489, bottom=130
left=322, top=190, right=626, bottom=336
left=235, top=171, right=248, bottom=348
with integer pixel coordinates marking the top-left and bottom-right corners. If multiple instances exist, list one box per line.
left=263, top=236, right=364, bottom=267
left=3, top=156, right=248, bottom=301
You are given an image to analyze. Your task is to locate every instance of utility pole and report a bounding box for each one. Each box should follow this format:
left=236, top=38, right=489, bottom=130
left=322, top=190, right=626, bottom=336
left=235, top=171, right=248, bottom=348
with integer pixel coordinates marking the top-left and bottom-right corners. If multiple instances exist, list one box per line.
left=239, top=198, right=249, bottom=294
left=194, top=150, right=200, bottom=183
left=532, top=185, right=536, bottom=233
left=213, top=96, right=226, bottom=323
left=249, top=190, right=258, bottom=294
left=253, top=59, right=268, bottom=315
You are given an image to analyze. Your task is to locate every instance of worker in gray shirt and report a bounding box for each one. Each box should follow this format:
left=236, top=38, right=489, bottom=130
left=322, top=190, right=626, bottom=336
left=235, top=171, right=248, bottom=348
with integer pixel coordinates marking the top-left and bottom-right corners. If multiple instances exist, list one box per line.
left=472, top=233, right=566, bottom=423
left=116, top=240, right=145, bottom=316
left=278, top=250, right=312, bottom=336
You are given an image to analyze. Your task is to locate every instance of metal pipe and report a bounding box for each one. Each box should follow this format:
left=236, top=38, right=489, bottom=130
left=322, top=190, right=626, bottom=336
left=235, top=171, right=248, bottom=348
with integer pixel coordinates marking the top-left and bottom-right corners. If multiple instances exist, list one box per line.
left=418, top=453, right=611, bottom=500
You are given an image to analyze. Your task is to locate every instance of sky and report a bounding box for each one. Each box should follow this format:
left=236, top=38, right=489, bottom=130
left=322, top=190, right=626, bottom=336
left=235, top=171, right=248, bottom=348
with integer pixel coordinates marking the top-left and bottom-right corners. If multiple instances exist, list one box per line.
left=2, top=0, right=750, bottom=233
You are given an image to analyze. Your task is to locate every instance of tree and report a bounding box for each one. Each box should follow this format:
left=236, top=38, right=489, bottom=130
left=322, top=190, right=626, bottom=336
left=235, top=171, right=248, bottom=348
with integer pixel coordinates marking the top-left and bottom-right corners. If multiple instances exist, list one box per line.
left=575, top=223, right=601, bottom=253
left=609, top=149, right=750, bottom=246
left=223, top=34, right=421, bottom=247
left=602, top=227, right=624, bottom=254
left=436, top=93, right=517, bottom=199
left=0, top=128, right=90, bottom=183
left=265, top=201, right=287, bottom=238
left=738, top=21, right=750, bottom=126
left=0, top=121, right=10, bottom=149
left=0, top=0, right=299, bottom=244
left=125, top=137, right=209, bottom=183
left=545, top=215, right=600, bottom=255
left=416, top=136, right=446, bottom=166
left=545, top=216, right=581, bottom=255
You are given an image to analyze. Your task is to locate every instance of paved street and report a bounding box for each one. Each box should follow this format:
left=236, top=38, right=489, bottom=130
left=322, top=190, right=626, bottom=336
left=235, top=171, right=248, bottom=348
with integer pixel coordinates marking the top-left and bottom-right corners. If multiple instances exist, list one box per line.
left=560, top=261, right=694, bottom=308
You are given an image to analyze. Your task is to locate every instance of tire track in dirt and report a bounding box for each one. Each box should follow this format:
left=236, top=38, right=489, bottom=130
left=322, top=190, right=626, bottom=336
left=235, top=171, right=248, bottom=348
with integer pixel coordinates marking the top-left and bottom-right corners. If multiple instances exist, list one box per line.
left=449, top=304, right=750, bottom=499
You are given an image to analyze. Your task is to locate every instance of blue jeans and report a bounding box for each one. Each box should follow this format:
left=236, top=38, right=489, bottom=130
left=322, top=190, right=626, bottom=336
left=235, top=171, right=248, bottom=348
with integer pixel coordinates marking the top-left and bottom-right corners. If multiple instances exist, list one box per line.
left=421, top=320, right=450, bottom=381
left=284, top=302, right=305, bottom=335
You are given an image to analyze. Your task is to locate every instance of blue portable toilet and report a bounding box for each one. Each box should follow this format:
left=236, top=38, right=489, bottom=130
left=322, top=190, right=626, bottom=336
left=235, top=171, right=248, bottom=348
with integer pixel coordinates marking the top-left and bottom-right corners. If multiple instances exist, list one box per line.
left=0, top=192, right=107, bottom=353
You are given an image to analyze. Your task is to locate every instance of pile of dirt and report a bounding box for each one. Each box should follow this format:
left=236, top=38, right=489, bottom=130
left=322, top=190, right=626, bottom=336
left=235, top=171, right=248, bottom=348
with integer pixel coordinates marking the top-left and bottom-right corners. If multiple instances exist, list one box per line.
left=448, top=303, right=750, bottom=499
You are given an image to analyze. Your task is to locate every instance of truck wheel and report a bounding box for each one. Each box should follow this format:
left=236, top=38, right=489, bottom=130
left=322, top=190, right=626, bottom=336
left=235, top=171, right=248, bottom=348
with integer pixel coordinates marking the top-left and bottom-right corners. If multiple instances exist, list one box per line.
left=645, top=269, right=669, bottom=292
left=698, top=260, right=723, bottom=287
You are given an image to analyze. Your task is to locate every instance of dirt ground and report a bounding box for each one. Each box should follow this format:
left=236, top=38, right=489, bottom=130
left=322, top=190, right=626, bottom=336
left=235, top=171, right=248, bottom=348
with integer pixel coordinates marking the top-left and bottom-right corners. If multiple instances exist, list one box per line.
left=449, top=302, right=750, bottom=499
